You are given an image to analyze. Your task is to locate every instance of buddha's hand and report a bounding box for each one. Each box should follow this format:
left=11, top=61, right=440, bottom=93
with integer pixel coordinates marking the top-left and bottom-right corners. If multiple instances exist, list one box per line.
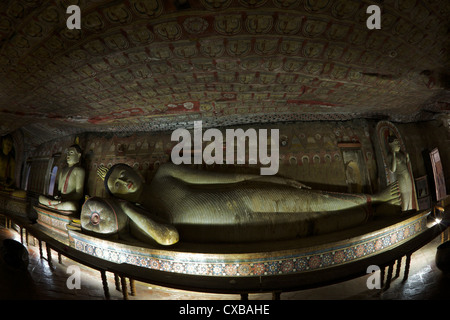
left=284, top=178, right=311, bottom=189
left=155, top=225, right=179, bottom=246
left=253, top=176, right=310, bottom=189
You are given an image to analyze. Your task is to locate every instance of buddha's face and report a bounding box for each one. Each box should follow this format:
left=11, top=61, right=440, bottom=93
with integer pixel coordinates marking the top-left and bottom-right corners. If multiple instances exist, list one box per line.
left=107, top=165, right=143, bottom=197
left=389, top=139, right=400, bottom=152
left=66, top=147, right=81, bottom=166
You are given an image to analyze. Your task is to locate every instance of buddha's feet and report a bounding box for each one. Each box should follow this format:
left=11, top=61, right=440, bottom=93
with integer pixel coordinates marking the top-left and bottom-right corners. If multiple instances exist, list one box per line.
left=38, top=195, right=78, bottom=214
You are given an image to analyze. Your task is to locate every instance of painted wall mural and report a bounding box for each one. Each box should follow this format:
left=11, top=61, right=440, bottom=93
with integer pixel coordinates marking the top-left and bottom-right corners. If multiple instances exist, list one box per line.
left=0, top=0, right=448, bottom=148
left=26, top=119, right=379, bottom=201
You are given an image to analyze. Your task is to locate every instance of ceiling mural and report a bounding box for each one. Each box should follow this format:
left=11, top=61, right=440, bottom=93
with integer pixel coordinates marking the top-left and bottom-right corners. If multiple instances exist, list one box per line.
left=0, top=0, right=449, bottom=147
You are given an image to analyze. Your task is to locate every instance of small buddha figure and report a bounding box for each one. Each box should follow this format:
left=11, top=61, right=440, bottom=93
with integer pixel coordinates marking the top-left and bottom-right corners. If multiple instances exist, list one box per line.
left=38, top=144, right=85, bottom=213
left=0, top=135, right=16, bottom=189
left=387, top=136, right=415, bottom=211
left=0, top=134, right=27, bottom=199
left=80, top=162, right=401, bottom=246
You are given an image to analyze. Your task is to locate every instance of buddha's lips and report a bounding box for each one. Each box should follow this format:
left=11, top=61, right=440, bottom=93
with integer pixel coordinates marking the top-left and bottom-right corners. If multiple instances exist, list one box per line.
left=127, top=182, right=133, bottom=190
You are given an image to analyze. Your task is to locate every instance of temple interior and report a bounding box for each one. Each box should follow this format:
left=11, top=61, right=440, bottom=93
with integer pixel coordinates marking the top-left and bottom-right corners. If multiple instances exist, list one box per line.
left=0, top=0, right=449, bottom=303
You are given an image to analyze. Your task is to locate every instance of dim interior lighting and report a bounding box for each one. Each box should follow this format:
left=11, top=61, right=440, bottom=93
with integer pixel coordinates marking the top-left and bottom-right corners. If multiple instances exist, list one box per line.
left=432, top=206, right=444, bottom=225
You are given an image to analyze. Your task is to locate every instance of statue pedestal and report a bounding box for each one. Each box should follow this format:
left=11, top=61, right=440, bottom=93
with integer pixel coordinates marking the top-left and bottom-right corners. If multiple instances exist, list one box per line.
left=34, top=205, right=76, bottom=244
left=67, top=210, right=430, bottom=279
left=0, top=189, right=28, bottom=219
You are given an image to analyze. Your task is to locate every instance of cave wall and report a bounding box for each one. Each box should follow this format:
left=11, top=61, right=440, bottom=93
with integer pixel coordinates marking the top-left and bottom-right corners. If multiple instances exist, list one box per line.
left=21, top=118, right=448, bottom=203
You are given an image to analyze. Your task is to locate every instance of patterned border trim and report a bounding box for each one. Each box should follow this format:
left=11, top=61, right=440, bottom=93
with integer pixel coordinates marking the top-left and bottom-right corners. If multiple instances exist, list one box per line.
left=35, top=206, right=73, bottom=229
left=68, top=211, right=429, bottom=277
left=34, top=206, right=74, bottom=242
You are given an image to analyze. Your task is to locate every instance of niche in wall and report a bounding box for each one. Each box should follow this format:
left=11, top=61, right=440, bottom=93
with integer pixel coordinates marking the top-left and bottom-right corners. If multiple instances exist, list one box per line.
left=338, top=142, right=372, bottom=194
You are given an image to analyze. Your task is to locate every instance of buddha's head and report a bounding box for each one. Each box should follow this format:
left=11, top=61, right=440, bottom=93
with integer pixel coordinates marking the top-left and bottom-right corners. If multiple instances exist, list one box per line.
left=388, top=135, right=400, bottom=153
left=99, top=164, right=144, bottom=201
left=66, top=145, right=82, bottom=167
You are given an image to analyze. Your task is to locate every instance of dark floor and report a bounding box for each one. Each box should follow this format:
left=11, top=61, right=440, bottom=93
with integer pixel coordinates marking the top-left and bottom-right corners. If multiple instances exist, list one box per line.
left=0, top=223, right=449, bottom=300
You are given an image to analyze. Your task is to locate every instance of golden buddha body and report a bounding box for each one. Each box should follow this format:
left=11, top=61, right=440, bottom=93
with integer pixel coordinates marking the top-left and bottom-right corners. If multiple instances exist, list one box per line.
left=81, top=163, right=402, bottom=246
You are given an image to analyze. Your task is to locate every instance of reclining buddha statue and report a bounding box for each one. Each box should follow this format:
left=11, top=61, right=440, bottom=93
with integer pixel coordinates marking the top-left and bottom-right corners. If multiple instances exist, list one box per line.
left=79, top=162, right=402, bottom=246
left=38, top=144, right=85, bottom=214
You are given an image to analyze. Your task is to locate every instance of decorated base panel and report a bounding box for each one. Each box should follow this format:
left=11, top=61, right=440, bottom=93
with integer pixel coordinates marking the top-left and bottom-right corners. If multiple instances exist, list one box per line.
left=0, top=190, right=28, bottom=218
left=34, top=205, right=76, bottom=244
left=67, top=211, right=430, bottom=277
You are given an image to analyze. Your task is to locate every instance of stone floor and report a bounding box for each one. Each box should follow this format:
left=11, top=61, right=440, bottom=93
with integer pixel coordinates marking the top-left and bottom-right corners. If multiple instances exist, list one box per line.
left=0, top=223, right=449, bottom=301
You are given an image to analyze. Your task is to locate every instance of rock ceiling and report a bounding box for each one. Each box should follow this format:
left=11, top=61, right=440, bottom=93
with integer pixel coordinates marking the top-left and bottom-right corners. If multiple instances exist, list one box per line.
left=0, top=0, right=449, bottom=147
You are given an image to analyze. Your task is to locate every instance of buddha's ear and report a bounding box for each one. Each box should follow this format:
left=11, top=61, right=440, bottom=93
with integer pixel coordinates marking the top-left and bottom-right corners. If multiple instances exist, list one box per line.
left=73, top=136, right=82, bottom=157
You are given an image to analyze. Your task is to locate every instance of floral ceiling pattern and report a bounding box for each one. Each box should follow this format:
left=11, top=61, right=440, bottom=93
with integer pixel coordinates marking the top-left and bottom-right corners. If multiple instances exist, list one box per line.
left=0, top=0, right=449, bottom=146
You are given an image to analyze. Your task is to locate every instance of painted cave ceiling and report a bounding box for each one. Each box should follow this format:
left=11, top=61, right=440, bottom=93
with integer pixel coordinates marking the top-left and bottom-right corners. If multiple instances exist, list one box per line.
left=0, top=0, right=449, bottom=147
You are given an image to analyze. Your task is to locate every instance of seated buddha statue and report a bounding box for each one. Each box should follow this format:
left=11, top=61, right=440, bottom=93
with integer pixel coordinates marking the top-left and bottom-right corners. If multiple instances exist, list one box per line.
left=38, top=144, right=85, bottom=214
left=0, top=135, right=16, bottom=189
left=79, top=162, right=402, bottom=246
left=0, top=135, right=27, bottom=199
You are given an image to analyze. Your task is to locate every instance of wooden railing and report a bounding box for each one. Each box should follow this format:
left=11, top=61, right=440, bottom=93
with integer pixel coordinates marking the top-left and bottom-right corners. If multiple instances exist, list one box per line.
left=1, top=206, right=449, bottom=300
